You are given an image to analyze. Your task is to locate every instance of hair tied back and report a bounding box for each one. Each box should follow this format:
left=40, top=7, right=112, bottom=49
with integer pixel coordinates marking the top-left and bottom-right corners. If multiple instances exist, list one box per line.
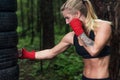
left=82, top=0, right=87, bottom=4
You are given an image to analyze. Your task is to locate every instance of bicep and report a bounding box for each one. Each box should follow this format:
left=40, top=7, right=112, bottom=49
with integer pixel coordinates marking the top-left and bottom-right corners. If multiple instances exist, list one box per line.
left=95, top=30, right=111, bottom=47
left=92, top=26, right=111, bottom=52
left=50, top=32, right=74, bottom=56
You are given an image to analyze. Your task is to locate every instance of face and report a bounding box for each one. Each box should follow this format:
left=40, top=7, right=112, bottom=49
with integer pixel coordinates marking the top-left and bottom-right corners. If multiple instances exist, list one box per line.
left=62, top=10, right=79, bottom=24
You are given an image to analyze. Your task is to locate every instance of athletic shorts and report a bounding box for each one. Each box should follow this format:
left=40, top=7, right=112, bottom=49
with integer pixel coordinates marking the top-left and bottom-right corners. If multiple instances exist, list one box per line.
left=82, top=75, right=111, bottom=80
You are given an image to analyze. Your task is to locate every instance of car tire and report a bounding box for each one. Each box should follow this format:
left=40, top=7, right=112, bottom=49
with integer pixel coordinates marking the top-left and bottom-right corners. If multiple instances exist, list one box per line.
left=0, top=65, right=19, bottom=80
left=0, top=31, right=18, bottom=49
left=0, top=0, right=17, bottom=12
left=0, top=12, right=17, bottom=32
left=0, top=47, right=18, bottom=69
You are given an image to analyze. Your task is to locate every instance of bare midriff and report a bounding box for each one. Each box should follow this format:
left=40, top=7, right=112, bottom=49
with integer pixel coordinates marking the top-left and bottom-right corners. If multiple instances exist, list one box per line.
left=83, top=55, right=110, bottom=79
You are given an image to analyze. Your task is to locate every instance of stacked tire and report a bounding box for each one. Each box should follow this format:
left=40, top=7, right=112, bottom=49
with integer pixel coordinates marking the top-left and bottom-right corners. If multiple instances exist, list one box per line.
left=0, top=0, right=19, bottom=80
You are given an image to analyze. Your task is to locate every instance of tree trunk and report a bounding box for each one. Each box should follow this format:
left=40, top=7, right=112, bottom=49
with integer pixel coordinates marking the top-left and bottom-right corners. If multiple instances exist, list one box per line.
left=40, top=0, right=54, bottom=49
left=20, top=0, right=26, bottom=37
left=91, top=0, right=120, bottom=79
left=30, top=0, right=35, bottom=44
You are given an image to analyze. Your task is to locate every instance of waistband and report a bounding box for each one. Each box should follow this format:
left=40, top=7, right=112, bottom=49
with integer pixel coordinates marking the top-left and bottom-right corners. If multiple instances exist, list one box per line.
left=82, top=75, right=111, bottom=80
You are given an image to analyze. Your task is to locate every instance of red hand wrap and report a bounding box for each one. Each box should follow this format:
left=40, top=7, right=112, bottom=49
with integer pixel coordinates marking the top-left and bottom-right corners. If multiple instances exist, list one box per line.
left=19, top=48, right=35, bottom=59
left=69, top=18, right=84, bottom=36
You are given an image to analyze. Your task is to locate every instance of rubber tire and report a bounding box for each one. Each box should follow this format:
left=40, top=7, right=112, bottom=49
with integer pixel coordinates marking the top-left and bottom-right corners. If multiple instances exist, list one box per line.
left=0, top=0, right=17, bottom=12
left=0, top=65, right=19, bottom=80
left=0, top=0, right=19, bottom=79
left=0, top=31, right=18, bottom=49
left=0, top=12, right=17, bottom=32
left=0, top=47, right=18, bottom=69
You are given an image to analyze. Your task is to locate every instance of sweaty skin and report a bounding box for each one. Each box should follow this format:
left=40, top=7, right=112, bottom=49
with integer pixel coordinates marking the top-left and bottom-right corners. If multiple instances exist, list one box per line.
left=83, top=56, right=110, bottom=79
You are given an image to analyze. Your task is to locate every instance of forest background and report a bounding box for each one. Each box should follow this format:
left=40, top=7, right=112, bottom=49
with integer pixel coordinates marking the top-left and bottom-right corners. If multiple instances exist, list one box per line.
left=17, top=0, right=120, bottom=80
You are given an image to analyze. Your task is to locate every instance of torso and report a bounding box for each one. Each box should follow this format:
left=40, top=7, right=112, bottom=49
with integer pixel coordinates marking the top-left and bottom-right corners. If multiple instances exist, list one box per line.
left=66, top=19, right=111, bottom=79
left=73, top=30, right=110, bottom=78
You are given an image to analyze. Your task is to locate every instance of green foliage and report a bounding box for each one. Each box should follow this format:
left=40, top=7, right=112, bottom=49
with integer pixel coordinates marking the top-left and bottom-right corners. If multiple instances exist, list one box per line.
left=18, top=21, right=83, bottom=80
left=51, top=54, right=83, bottom=79
left=18, top=35, right=84, bottom=80
left=17, top=36, right=40, bottom=50
left=17, top=0, right=84, bottom=80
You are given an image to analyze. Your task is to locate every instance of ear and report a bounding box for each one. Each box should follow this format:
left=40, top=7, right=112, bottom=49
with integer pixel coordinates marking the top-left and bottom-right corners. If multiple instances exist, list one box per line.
left=75, top=11, right=81, bottom=18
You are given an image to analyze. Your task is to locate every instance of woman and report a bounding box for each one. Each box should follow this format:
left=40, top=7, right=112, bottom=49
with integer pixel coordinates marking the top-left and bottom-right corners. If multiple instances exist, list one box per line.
left=19, top=0, right=120, bottom=80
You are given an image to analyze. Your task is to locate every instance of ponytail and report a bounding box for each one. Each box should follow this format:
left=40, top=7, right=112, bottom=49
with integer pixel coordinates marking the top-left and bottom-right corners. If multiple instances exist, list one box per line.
left=84, top=0, right=98, bottom=31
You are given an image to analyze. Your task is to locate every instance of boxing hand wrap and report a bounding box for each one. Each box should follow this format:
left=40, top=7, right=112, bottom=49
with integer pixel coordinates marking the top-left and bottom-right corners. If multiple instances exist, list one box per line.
left=69, top=18, right=84, bottom=37
left=19, top=48, right=35, bottom=59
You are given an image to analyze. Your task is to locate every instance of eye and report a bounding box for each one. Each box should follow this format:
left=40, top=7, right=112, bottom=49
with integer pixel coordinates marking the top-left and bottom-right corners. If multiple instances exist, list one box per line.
left=65, top=17, right=69, bottom=19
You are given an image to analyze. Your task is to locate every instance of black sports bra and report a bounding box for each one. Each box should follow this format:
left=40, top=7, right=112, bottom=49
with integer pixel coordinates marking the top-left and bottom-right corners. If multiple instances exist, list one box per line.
left=73, top=31, right=110, bottom=59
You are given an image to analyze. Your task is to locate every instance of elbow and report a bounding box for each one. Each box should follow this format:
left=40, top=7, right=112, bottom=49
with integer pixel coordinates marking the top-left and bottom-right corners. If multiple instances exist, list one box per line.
left=90, top=49, right=99, bottom=57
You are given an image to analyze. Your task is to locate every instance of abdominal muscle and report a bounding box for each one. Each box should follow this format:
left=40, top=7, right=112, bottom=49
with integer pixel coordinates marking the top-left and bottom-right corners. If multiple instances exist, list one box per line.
left=83, top=55, right=110, bottom=79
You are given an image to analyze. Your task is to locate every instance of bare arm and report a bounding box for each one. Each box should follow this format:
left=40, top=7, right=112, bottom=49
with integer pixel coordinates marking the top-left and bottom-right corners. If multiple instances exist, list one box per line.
left=78, top=22, right=111, bottom=56
left=35, top=32, right=74, bottom=59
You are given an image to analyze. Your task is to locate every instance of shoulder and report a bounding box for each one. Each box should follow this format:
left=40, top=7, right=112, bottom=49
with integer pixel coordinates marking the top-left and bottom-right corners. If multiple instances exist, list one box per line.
left=94, top=19, right=112, bottom=33
left=95, top=19, right=112, bottom=28
left=61, top=31, right=75, bottom=45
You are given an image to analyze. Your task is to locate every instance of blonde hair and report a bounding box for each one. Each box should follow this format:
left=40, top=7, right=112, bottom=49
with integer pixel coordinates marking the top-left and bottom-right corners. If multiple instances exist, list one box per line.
left=60, top=0, right=102, bottom=31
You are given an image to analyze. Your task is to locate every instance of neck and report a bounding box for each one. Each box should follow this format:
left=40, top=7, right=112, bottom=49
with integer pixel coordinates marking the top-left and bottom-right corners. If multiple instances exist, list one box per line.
left=79, top=15, right=86, bottom=25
